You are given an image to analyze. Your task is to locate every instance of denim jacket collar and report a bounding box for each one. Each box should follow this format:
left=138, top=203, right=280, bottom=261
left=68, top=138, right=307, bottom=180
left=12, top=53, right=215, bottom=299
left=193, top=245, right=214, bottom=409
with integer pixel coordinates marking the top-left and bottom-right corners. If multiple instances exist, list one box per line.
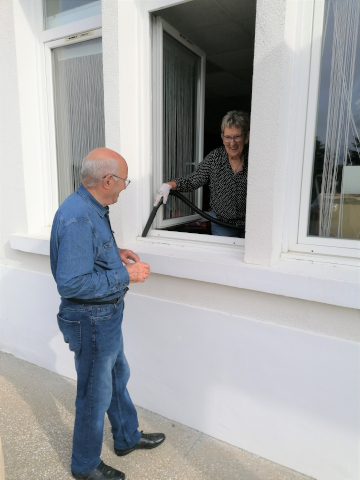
left=77, top=184, right=108, bottom=218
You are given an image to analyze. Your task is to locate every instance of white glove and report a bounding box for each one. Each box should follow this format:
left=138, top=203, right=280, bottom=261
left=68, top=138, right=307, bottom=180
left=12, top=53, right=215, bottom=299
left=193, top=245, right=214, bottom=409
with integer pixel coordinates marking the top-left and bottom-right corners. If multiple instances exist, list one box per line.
left=154, top=183, right=172, bottom=206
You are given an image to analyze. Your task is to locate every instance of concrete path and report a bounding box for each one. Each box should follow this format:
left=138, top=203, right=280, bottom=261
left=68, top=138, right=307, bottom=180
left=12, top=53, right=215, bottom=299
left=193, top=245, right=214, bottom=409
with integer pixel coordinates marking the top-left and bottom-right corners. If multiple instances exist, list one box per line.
left=0, top=352, right=314, bottom=480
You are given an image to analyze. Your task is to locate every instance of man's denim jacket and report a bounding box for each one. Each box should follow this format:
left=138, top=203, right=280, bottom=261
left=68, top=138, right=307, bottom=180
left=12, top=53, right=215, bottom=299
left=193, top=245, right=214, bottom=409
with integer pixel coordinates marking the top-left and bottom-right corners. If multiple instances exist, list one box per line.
left=50, top=184, right=130, bottom=301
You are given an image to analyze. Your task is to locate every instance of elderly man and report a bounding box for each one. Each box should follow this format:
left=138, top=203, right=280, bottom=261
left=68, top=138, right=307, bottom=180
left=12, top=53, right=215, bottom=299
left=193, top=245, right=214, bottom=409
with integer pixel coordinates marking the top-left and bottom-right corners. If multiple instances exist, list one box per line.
left=50, top=148, right=165, bottom=480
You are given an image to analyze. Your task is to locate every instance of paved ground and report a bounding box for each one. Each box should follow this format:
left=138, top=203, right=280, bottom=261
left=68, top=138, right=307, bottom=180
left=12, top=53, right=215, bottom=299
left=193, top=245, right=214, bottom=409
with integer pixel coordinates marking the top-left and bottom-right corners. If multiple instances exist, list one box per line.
left=0, top=352, right=314, bottom=480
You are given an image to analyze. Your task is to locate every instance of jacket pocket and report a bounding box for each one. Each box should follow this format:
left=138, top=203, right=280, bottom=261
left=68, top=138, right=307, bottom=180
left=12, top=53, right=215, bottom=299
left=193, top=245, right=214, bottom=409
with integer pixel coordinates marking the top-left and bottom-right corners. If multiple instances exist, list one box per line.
left=102, top=236, right=120, bottom=264
left=57, top=315, right=81, bottom=352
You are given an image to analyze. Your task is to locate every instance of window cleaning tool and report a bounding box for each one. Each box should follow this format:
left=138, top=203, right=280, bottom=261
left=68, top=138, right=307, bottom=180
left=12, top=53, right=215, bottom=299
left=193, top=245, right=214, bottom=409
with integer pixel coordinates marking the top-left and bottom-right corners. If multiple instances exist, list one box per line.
left=142, top=190, right=238, bottom=237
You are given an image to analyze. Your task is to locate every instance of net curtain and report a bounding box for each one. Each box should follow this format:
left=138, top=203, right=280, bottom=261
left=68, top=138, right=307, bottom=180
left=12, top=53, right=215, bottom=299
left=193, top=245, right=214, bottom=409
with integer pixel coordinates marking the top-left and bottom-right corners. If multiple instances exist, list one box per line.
left=163, top=33, right=200, bottom=220
left=53, top=39, right=105, bottom=205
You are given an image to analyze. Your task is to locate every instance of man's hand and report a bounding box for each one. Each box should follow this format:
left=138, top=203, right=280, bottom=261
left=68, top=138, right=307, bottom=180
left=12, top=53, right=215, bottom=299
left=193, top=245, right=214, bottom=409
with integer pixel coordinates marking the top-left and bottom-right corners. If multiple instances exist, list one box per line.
left=118, top=248, right=140, bottom=265
left=126, top=262, right=150, bottom=283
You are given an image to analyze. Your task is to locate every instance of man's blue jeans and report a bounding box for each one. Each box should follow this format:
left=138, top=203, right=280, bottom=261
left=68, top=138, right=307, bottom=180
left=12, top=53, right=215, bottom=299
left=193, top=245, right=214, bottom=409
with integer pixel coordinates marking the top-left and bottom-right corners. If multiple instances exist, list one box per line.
left=58, top=297, right=141, bottom=475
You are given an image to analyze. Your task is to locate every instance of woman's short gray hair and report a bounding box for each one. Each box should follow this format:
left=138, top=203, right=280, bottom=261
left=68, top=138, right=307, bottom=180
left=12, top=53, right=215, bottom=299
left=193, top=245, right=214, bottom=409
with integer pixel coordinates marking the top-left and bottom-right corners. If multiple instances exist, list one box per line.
left=80, top=158, right=119, bottom=188
left=221, top=110, right=250, bottom=134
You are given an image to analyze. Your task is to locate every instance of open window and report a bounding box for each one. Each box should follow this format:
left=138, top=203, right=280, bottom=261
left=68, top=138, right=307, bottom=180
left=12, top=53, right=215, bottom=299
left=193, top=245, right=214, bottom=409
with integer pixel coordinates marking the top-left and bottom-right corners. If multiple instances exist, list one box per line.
left=152, top=17, right=206, bottom=230
left=151, top=0, right=256, bottom=240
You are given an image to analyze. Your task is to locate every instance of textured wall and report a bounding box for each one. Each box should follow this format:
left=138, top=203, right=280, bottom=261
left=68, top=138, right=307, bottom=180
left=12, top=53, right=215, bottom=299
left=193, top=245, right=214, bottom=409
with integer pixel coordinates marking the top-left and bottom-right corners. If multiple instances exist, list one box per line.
left=131, top=273, right=360, bottom=342
left=0, top=0, right=50, bottom=274
left=244, top=0, right=288, bottom=265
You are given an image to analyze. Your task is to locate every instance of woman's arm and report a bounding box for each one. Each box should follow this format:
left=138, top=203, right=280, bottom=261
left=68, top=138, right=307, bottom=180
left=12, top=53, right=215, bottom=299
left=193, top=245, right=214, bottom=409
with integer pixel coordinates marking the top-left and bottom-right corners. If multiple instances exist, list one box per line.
left=170, top=155, right=212, bottom=192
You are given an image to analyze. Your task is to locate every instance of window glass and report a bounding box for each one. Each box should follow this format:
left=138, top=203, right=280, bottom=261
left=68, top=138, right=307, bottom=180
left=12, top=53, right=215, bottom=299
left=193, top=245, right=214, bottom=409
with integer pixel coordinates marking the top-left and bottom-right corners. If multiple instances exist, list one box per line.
left=52, top=37, right=105, bottom=204
left=163, top=32, right=201, bottom=220
left=308, top=0, right=360, bottom=240
left=44, top=0, right=101, bottom=30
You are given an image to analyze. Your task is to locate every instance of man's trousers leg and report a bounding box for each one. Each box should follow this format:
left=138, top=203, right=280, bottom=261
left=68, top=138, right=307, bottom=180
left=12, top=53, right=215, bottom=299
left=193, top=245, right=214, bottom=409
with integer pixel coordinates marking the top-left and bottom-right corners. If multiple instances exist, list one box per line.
left=57, top=299, right=140, bottom=475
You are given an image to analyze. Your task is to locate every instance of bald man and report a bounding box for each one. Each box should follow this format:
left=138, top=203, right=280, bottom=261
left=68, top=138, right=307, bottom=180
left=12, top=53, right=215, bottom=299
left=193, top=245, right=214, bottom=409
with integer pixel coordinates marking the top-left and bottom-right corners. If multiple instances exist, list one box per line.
left=50, top=148, right=165, bottom=480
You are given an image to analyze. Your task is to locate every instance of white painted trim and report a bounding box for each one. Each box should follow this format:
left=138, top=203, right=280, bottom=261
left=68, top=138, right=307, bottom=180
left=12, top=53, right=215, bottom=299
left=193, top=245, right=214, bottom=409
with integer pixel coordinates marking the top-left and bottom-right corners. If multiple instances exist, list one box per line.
left=41, top=14, right=102, bottom=43
left=43, top=40, right=60, bottom=220
left=10, top=233, right=359, bottom=309
left=45, top=27, right=102, bottom=48
left=147, top=228, right=244, bottom=246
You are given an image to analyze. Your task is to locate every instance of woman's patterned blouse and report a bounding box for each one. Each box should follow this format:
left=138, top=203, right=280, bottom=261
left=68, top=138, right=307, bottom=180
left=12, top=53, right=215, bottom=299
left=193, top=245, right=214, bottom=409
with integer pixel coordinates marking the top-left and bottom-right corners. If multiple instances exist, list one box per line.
left=171, top=146, right=248, bottom=227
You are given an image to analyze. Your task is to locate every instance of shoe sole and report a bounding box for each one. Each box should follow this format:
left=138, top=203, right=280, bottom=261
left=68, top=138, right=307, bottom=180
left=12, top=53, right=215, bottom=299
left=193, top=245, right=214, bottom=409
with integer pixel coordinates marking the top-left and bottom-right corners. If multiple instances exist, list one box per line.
left=115, top=437, right=165, bottom=457
left=72, top=472, right=125, bottom=480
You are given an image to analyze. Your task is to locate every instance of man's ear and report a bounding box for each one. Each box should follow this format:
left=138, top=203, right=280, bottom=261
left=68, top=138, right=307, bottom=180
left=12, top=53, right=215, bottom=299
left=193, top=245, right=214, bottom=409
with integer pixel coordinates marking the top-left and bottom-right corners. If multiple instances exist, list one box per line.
left=102, top=175, right=111, bottom=190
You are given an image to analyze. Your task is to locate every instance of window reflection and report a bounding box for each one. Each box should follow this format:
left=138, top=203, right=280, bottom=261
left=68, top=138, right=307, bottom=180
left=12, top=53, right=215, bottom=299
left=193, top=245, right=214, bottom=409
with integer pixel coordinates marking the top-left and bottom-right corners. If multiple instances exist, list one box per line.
left=43, top=0, right=101, bottom=30
left=308, top=0, right=360, bottom=240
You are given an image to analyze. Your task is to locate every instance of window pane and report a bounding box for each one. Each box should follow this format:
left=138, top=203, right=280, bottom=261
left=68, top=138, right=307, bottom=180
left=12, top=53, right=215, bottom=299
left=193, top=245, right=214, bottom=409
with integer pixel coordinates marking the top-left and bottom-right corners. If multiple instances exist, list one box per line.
left=44, top=0, right=101, bottom=30
left=163, top=32, right=200, bottom=220
left=52, top=38, right=105, bottom=204
left=308, top=0, right=360, bottom=240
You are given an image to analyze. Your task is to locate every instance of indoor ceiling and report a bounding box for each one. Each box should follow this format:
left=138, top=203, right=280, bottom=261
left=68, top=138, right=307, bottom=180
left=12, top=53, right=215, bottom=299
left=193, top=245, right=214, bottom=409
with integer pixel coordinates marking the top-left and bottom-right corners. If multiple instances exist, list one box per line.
left=157, top=0, right=256, bottom=98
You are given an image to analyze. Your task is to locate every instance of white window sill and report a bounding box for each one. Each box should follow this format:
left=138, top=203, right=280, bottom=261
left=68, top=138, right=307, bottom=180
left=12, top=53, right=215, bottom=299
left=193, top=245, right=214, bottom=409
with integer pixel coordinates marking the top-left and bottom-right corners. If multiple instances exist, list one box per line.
left=10, top=232, right=50, bottom=256
left=10, top=232, right=360, bottom=310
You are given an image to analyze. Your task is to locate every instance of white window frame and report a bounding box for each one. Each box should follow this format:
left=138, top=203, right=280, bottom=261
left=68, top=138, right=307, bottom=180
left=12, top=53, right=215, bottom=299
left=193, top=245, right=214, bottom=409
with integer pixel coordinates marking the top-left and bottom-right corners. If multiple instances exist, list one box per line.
left=285, top=0, right=360, bottom=260
left=36, top=1, right=102, bottom=227
left=152, top=16, right=206, bottom=230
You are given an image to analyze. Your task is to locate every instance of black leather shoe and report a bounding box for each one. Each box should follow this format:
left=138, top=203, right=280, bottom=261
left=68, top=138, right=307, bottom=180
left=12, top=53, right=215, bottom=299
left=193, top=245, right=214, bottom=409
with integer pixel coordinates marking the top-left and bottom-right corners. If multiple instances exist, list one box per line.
left=71, top=460, right=125, bottom=479
left=114, top=431, right=166, bottom=457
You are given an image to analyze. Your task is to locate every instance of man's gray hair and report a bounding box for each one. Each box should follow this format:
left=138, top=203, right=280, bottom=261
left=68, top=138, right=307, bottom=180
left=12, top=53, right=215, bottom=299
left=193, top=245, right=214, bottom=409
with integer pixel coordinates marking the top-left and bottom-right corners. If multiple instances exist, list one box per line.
left=81, top=158, right=119, bottom=188
left=221, top=110, right=250, bottom=134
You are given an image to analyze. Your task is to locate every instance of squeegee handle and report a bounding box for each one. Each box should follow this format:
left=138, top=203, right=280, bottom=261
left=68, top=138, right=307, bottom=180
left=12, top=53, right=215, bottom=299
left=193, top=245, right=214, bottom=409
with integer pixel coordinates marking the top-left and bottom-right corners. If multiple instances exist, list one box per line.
left=141, top=190, right=238, bottom=237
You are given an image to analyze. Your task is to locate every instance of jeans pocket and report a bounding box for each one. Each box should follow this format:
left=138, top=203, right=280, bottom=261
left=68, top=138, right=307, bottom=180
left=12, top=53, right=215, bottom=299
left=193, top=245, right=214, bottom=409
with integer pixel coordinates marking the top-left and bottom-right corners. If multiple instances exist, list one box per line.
left=57, top=315, right=81, bottom=352
left=93, top=304, right=116, bottom=320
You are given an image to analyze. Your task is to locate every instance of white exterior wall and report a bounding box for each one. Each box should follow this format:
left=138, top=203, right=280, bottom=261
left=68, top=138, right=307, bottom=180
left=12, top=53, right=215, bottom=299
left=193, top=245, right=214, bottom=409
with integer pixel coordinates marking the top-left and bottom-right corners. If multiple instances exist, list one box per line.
left=0, top=1, right=359, bottom=480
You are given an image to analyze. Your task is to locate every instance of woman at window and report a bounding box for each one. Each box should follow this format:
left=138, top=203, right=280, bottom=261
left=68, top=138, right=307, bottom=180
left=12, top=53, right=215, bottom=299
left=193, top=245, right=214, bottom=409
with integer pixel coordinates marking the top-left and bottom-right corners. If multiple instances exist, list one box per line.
left=154, top=110, right=250, bottom=238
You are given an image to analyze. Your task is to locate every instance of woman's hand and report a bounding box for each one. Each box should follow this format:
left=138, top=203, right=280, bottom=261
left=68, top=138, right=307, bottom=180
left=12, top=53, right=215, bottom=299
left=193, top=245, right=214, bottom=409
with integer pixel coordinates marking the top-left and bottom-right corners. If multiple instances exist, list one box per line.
left=154, top=183, right=172, bottom=206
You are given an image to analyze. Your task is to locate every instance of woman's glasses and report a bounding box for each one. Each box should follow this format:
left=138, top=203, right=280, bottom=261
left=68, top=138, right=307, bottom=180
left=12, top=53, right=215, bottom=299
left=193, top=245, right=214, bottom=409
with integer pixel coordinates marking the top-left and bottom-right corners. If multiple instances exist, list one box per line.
left=221, top=134, right=245, bottom=144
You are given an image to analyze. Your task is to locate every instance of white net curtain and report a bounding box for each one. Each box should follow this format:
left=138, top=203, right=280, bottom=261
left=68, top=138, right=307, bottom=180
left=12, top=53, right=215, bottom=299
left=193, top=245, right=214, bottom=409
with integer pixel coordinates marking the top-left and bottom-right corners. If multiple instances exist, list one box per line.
left=163, top=32, right=200, bottom=220
left=53, top=37, right=105, bottom=205
left=309, top=0, right=360, bottom=239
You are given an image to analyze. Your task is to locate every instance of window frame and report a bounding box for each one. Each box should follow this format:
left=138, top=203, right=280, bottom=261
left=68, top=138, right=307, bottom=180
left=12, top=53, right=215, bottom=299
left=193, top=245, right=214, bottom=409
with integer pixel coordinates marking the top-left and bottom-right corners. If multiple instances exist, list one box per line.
left=152, top=16, right=206, bottom=230
left=39, top=5, right=102, bottom=226
left=285, top=0, right=360, bottom=260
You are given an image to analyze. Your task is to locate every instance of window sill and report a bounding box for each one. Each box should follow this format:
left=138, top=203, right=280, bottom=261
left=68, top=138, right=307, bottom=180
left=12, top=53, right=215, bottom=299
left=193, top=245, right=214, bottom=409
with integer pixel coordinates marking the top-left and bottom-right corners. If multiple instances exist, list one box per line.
left=10, top=232, right=50, bottom=256
left=133, top=238, right=359, bottom=310
left=10, top=232, right=360, bottom=310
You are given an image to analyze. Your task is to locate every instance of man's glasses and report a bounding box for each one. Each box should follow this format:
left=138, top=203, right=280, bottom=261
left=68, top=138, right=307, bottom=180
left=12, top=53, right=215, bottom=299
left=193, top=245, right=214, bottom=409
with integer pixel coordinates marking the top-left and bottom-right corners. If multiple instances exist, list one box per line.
left=221, top=133, right=246, bottom=144
left=103, top=173, right=131, bottom=187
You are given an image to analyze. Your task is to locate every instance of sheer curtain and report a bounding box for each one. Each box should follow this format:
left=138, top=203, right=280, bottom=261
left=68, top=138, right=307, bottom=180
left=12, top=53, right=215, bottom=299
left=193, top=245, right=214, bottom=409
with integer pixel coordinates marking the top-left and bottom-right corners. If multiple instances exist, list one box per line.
left=163, top=32, right=200, bottom=220
left=309, top=0, right=360, bottom=239
left=52, top=38, right=105, bottom=205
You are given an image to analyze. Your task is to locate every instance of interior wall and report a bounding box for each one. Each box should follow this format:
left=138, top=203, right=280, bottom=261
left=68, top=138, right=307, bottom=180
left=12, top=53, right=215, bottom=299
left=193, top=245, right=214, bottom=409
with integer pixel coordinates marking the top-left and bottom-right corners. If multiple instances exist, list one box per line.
left=158, top=0, right=256, bottom=150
